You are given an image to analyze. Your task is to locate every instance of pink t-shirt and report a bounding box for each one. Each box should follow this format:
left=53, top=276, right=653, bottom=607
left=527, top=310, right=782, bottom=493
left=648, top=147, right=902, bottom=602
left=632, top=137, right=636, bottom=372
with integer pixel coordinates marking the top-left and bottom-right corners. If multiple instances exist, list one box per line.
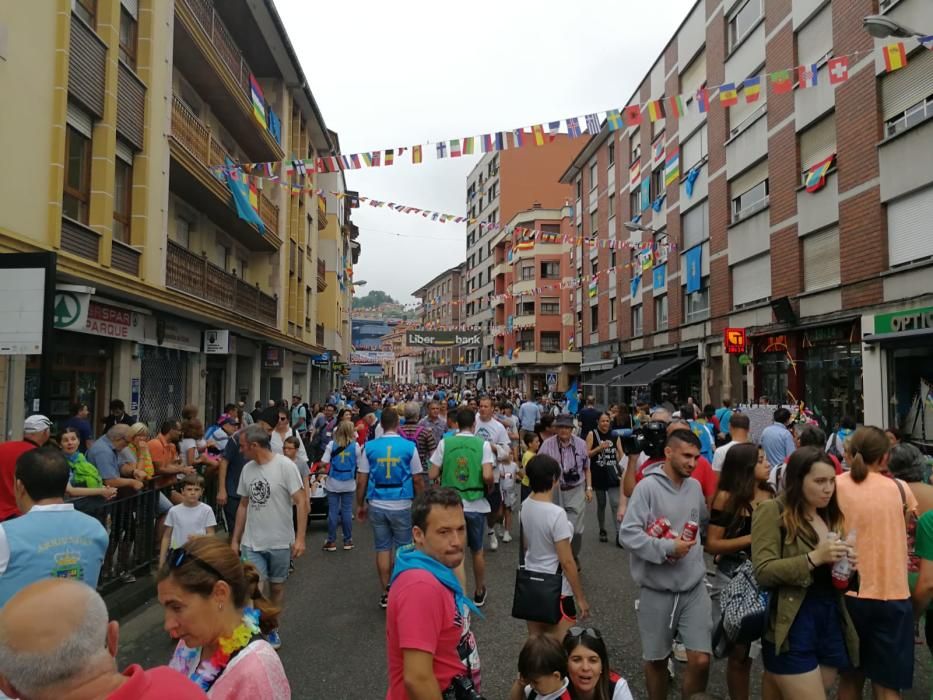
left=170, top=639, right=290, bottom=699
left=385, top=569, right=480, bottom=699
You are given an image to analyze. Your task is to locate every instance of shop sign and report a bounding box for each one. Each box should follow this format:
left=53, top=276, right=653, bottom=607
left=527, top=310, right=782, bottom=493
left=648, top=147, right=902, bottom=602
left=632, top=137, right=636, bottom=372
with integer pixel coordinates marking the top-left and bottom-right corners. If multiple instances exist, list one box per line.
left=405, top=330, right=482, bottom=347
left=65, top=300, right=145, bottom=341
left=454, top=365, right=467, bottom=372
left=311, top=352, right=330, bottom=363
left=262, top=345, right=283, bottom=369
left=143, top=317, right=200, bottom=352
left=759, top=334, right=790, bottom=353
left=803, top=323, right=856, bottom=347
left=53, top=290, right=89, bottom=330
left=873, top=305, right=933, bottom=335
left=204, top=330, right=232, bottom=354
left=724, top=327, right=747, bottom=354
left=351, top=350, right=395, bottom=363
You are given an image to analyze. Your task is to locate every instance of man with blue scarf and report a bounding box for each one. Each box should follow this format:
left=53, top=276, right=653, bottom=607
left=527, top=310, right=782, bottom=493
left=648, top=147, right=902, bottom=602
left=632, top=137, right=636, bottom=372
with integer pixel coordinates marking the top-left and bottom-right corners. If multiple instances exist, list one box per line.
left=385, top=489, right=485, bottom=700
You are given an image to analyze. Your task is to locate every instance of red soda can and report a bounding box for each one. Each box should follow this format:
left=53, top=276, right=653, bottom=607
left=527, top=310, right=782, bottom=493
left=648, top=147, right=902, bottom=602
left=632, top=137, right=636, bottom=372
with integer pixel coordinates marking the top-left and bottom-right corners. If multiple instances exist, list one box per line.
left=646, top=518, right=672, bottom=538
left=681, top=521, right=699, bottom=543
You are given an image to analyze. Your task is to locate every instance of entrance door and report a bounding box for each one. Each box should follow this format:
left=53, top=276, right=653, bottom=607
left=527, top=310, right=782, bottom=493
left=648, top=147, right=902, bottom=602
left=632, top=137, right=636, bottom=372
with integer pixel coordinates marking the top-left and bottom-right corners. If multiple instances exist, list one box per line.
left=205, top=362, right=225, bottom=425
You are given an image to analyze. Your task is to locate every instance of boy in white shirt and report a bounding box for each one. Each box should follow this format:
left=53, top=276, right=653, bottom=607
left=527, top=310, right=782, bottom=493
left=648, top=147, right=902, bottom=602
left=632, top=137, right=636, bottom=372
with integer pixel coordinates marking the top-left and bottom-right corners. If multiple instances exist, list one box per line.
left=500, top=455, right=519, bottom=543
left=159, top=473, right=216, bottom=565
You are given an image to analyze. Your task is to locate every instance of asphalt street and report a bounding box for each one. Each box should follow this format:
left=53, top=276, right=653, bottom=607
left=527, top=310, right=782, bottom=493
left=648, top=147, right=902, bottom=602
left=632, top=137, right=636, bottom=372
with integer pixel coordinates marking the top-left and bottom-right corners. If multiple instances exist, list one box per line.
left=119, top=504, right=932, bottom=699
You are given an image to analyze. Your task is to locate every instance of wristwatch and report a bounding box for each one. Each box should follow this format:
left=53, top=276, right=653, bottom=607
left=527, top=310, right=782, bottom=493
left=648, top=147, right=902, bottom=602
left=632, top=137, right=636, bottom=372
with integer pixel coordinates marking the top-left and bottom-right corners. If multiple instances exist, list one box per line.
left=586, top=486, right=593, bottom=491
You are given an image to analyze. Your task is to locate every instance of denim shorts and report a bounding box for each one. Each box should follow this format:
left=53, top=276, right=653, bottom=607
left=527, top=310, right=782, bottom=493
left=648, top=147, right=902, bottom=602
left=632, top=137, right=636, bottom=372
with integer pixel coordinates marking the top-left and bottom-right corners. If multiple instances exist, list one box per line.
left=241, top=546, right=291, bottom=584
left=369, top=505, right=412, bottom=553
left=464, top=511, right=486, bottom=552
left=763, top=591, right=851, bottom=675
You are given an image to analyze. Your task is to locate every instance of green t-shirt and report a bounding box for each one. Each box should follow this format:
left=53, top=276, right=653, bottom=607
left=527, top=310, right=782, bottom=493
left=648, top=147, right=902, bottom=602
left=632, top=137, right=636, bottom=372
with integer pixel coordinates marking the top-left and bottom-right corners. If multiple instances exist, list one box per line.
left=910, top=510, right=933, bottom=609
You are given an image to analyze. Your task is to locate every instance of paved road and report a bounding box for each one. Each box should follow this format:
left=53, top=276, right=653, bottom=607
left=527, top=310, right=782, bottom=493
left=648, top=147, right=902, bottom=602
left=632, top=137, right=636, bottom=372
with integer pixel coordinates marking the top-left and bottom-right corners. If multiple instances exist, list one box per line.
left=119, top=504, right=932, bottom=699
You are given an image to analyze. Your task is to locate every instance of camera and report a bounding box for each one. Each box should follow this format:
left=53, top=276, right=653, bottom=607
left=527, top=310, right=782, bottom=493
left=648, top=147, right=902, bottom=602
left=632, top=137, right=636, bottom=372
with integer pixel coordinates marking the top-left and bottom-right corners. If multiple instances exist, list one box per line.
left=443, top=675, right=485, bottom=700
left=620, top=420, right=668, bottom=458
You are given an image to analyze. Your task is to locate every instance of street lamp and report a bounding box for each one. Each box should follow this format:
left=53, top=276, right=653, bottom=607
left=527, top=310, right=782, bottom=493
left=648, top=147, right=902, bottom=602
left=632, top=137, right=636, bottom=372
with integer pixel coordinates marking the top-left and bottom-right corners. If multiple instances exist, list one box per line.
left=624, top=220, right=662, bottom=234
left=862, top=14, right=927, bottom=39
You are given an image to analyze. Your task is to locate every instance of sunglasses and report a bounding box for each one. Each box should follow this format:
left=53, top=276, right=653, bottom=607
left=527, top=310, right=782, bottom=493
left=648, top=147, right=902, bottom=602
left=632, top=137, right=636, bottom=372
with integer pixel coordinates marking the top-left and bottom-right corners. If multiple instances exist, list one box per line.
left=567, top=627, right=601, bottom=640
left=169, top=547, right=225, bottom=581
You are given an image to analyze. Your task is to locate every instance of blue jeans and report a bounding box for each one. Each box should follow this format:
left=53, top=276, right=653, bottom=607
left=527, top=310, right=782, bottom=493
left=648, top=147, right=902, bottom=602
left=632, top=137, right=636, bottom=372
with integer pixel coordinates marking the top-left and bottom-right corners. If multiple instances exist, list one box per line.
left=327, top=491, right=354, bottom=542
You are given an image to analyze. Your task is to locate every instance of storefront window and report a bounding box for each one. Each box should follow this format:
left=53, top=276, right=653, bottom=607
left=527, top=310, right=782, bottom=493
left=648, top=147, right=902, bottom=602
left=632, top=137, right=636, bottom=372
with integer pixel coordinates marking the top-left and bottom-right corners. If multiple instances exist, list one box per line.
left=804, top=343, right=863, bottom=430
left=758, top=353, right=788, bottom=405
left=886, top=346, right=933, bottom=444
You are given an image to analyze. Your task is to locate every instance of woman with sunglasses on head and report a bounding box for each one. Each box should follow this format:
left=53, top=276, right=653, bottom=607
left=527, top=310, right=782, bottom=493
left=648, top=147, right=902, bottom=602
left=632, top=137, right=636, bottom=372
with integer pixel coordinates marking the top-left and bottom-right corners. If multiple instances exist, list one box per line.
left=158, top=536, right=289, bottom=699
left=59, top=426, right=118, bottom=502
left=752, top=446, right=858, bottom=700
left=269, top=409, right=308, bottom=465
left=562, top=627, right=633, bottom=700
left=705, top=442, right=773, bottom=700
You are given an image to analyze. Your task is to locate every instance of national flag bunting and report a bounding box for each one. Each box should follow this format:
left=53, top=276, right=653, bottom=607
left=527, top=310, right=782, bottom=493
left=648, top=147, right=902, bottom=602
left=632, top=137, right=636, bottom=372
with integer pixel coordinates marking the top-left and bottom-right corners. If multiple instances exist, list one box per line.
left=798, top=64, right=819, bottom=89
left=462, top=137, right=475, bottom=155
left=667, top=95, right=686, bottom=118
left=548, top=122, right=561, bottom=140
left=652, top=138, right=665, bottom=167
left=482, top=134, right=494, bottom=153
left=828, top=56, right=849, bottom=84
left=350, top=154, right=361, bottom=169
left=719, top=83, right=738, bottom=106
left=623, top=105, right=643, bottom=126
left=436, top=142, right=447, bottom=159
left=566, top=117, right=582, bottom=138
left=373, top=151, right=384, bottom=167
left=249, top=74, right=267, bottom=128
left=883, top=42, right=907, bottom=72
left=629, top=158, right=641, bottom=188
left=532, top=124, right=546, bottom=146
left=449, top=139, right=461, bottom=157
left=664, top=148, right=680, bottom=187
left=919, top=36, right=933, bottom=50
left=805, top=154, right=835, bottom=193
left=742, top=76, right=761, bottom=103
left=770, top=70, right=793, bottom=94
left=585, top=114, right=601, bottom=134
left=360, top=152, right=372, bottom=167
left=647, top=100, right=665, bottom=122
left=606, top=109, right=623, bottom=131
left=412, top=145, right=422, bottom=164
left=512, top=129, right=524, bottom=148
left=695, top=87, right=710, bottom=113
left=587, top=279, right=598, bottom=298
left=495, top=132, right=505, bottom=151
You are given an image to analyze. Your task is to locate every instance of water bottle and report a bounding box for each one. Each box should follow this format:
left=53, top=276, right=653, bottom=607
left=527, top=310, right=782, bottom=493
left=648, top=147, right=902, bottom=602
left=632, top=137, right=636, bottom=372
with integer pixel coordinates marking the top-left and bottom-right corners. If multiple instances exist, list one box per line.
left=831, top=530, right=856, bottom=590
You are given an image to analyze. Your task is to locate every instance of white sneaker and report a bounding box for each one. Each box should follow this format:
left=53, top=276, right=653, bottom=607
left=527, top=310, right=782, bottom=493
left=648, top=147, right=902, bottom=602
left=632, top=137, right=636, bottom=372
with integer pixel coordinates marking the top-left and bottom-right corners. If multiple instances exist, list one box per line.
left=672, top=641, right=687, bottom=663
left=488, top=532, right=499, bottom=551
left=501, top=530, right=513, bottom=543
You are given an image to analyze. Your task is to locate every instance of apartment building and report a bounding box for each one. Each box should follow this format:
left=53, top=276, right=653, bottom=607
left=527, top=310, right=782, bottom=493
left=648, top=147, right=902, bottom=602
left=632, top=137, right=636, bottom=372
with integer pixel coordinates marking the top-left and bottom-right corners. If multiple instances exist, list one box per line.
left=0, top=0, right=357, bottom=434
left=411, top=263, right=465, bottom=383
left=463, top=137, right=582, bottom=388
left=490, top=207, right=580, bottom=394
left=561, top=0, right=932, bottom=437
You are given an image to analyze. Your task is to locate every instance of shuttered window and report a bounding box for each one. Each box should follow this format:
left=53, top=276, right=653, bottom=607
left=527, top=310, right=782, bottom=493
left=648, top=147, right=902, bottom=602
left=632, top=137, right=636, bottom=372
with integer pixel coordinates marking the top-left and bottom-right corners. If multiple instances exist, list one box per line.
left=66, top=101, right=93, bottom=138
left=120, top=0, right=138, bottom=19
left=682, top=124, right=708, bottom=170
left=681, top=51, right=707, bottom=95
left=797, top=5, right=833, bottom=66
left=803, top=227, right=840, bottom=291
left=682, top=200, right=709, bottom=249
left=732, top=254, right=772, bottom=306
left=881, top=48, right=933, bottom=121
left=730, top=159, right=768, bottom=198
left=888, top=185, right=933, bottom=267
left=115, top=138, right=133, bottom=165
left=799, top=111, right=836, bottom=170
left=730, top=80, right=764, bottom=135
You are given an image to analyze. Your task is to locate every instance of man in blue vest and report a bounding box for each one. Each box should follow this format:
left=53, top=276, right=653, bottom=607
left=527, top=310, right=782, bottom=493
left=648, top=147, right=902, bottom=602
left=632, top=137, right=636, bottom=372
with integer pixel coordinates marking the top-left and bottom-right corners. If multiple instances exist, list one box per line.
left=0, top=446, right=109, bottom=606
left=357, top=407, right=424, bottom=609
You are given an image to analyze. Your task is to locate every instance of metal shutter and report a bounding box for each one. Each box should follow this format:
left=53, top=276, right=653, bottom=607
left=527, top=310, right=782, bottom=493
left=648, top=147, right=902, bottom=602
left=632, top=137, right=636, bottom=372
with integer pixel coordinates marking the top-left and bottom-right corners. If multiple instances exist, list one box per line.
left=681, top=51, right=707, bottom=94
left=888, top=186, right=933, bottom=266
left=115, top=138, right=133, bottom=164
left=732, top=254, right=771, bottom=305
left=797, top=5, right=833, bottom=66
left=121, top=0, right=138, bottom=19
left=682, top=124, right=707, bottom=170
left=882, top=49, right=933, bottom=121
left=803, top=227, right=840, bottom=291
left=66, top=102, right=93, bottom=138
left=730, top=85, right=763, bottom=134
left=730, top=159, right=768, bottom=196
left=799, top=112, right=836, bottom=169
left=682, top=199, right=709, bottom=249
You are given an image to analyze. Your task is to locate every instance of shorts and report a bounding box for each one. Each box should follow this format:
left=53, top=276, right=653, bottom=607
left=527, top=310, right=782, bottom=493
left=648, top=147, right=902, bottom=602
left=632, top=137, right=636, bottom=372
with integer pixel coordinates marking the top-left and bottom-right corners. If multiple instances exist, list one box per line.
left=636, top=581, right=712, bottom=660
left=845, top=596, right=914, bottom=690
left=486, top=485, right=502, bottom=513
left=241, top=546, right=291, bottom=584
left=464, top=511, right=486, bottom=552
left=762, top=592, right=851, bottom=675
left=501, top=482, right=518, bottom=509
left=560, top=596, right=577, bottom=622
left=369, top=505, right=412, bottom=553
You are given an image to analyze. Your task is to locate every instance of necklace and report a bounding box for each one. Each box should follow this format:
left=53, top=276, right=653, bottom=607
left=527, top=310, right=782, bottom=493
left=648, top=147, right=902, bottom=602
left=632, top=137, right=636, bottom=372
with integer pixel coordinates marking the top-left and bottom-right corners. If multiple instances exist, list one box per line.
left=171, top=607, right=261, bottom=692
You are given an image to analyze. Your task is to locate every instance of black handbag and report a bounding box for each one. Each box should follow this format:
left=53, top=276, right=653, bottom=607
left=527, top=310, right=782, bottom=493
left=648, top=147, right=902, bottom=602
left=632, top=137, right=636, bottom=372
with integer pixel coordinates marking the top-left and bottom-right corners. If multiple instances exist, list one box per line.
left=511, top=517, right=563, bottom=624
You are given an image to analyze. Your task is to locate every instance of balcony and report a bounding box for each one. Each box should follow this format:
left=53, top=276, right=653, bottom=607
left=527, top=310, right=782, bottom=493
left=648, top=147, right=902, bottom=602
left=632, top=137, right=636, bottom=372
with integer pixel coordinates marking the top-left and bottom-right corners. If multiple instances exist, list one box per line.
left=318, top=197, right=327, bottom=231
left=169, top=95, right=280, bottom=251
left=317, top=258, right=327, bottom=292
left=166, top=240, right=277, bottom=327
left=173, top=0, right=282, bottom=162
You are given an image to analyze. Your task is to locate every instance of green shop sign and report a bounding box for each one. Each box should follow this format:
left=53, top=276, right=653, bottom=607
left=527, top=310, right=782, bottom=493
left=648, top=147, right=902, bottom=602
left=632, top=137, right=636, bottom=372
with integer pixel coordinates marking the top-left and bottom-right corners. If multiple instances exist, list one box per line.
left=873, top=305, right=933, bottom=335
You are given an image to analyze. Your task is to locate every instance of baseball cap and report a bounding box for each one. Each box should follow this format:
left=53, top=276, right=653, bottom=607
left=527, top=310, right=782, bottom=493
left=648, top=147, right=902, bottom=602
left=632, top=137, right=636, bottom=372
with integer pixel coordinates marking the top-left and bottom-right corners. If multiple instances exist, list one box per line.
left=24, top=415, right=52, bottom=433
left=555, top=414, right=574, bottom=428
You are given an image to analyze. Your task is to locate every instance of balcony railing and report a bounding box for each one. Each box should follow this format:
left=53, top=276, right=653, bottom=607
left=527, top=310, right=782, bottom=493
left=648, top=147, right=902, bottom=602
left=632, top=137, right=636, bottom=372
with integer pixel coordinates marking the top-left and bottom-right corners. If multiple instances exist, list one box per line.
left=171, top=95, right=279, bottom=235
left=317, top=258, right=327, bottom=292
left=180, top=0, right=251, bottom=99
left=166, top=239, right=277, bottom=327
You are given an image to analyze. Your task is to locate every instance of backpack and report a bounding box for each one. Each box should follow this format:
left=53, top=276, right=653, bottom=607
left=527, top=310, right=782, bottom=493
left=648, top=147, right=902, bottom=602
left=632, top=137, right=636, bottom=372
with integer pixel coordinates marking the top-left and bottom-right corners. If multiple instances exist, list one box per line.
left=400, top=424, right=426, bottom=447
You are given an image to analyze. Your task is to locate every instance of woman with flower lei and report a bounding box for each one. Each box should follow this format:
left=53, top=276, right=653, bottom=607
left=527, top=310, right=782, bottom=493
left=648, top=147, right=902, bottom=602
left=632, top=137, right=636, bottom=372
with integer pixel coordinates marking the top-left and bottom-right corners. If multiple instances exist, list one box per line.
left=157, top=537, right=290, bottom=698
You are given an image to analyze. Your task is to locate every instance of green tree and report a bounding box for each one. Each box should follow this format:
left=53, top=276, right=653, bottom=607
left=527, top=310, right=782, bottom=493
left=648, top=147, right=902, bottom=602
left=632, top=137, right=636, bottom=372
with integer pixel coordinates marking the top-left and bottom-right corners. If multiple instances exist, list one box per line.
left=353, top=290, right=396, bottom=309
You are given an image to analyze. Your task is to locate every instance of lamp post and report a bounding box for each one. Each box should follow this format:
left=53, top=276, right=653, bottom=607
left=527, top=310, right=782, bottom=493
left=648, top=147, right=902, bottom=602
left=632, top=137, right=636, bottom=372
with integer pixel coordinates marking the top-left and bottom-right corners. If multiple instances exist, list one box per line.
left=862, top=14, right=927, bottom=39
left=624, top=221, right=663, bottom=234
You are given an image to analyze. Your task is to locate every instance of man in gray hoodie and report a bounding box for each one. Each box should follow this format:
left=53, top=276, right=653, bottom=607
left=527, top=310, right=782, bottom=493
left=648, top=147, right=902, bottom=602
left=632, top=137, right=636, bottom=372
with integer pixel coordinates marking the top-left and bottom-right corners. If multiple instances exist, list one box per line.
left=620, top=429, right=711, bottom=700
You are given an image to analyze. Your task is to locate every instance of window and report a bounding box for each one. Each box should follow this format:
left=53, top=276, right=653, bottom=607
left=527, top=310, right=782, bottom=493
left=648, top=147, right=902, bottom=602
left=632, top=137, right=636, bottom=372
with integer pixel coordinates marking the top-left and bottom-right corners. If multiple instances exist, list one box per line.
left=681, top=124, right=708, bottom=170
left=682, top=200, right=709, bottom=249
left=576, top=179, right=583, bottom=199
left=173, top=216, right=190, bottom=248
left=887, top=185, right=933, bottom=266
left=112, top=158, right=133, bottom=243
left=63, top=126, right=91, bottom=223
left=521, top=265, right=534, bottom=281
left=589, top=210, right=598, bottom=237
left=73, top=0, right=96, bottom=26
left=799, top=112, right=837, bottom=182
left=680, top=51, right=707, bottom=106
left=650, top=166, right=664, bottom=202
left=731, top=179, right=769, bottom=222
left=732, top=255, right=772, bottom=306
left=632, top=304, right=643, bottom=336
left=882, top=50, right=933, bottom=135
left=608, top=193, right=616, bottom=219
left=728, top=0, right=761, bottom=51
left=654, top=295, right=668, bottom=330
left=590, top=304, right=599, bottom=332
left=610, top=249, right=617, bottom=269
left=630, top=189, right=642, bottom=217
left=609, top=297, right=617, bottom=323
left=119, top=7, right=137, bottom=68
left=540, top=332, right=561, bottom=353
left=541, top=261, right=560, bottom=279
left=591, top=257, right=598, bottom=276
left=630, top=133, right=641, bottom=163
left=886, top=94, right=933, bottom=137
left=589, top=162, right=598, bottom=191
left=803, top=227, right=841, bottom=291
left=518, top=329, right=535, bottom=351
left=684, top=277, right=710, bottom=322
left=541, top=299, right=560, bottom=315
left=519, top=301, right=535, bottom=316
left=608, top=142, right=615, bottom=166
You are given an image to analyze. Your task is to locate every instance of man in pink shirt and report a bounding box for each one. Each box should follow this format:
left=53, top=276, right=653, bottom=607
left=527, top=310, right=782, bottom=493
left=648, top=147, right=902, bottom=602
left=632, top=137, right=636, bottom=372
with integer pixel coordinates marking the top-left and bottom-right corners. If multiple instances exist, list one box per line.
left=385, top=488, right=483, bottom=699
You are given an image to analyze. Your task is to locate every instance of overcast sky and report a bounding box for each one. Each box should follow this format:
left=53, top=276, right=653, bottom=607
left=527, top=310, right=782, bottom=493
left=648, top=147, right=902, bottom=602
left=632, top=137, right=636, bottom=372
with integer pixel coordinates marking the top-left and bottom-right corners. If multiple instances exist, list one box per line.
left=276, top=0, right=696, bottom=305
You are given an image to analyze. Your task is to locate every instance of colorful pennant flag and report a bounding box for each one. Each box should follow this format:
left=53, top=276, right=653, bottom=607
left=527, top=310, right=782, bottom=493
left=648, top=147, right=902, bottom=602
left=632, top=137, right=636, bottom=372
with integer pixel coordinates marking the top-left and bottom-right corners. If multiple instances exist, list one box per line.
left=449, top=138, right=461, bottom=157
left=606, top=109, right=623, bottom=131
left=495, top=132, right=505, bottom=151
left=664, top=149, right=680, bottom=187
left=585, top=114, right=601, bottom=134
left=629, top=158, right=641, bottom=188
left=512, top=129, right=525, bottom=148
left=920, top=36, right=933, bottom=50
left=587, top=279, right=598, bottom=298
left=667, top=95, right=686, bottom=118
left=798, top=63, right=819, bottom=88
left=652, top=138, right=665, bottom=167
left=805, top=154, right=835, bottom=193
left=695, top=87, right=710, bottom=114
left=685, top=166, right=700, bottom=198
left=482, top=133, right=494, bottom=153
left=719, top=83, right=738, bottom=106
left=883, top=42, right=907, bottom=72
left=623, top=105, right=643, bottom=126
left=548, top=121, right=561, bottom=140
left=743, top=76, right=761, bottom=103
left=463, top=137, right=475, bottom=155
left=249, top=75, right=267, bottom=128
left=566, top=117, right=582, bottom=138
left=532, top=124, right=546, bottom=146
left=770, top=70, right=794, bottom=94
left=828, top=56, right=849, bottom=84
left=647, top=100, right=665, bottom=122
left=350, top=154, right=361, bottom=169
left=640, top=177, right=650, bottom=211
left=412, top=145, right=422, bottom=164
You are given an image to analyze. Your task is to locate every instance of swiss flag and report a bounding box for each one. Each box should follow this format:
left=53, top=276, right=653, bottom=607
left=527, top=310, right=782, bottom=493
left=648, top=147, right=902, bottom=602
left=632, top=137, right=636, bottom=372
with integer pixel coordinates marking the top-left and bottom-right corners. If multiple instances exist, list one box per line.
left=828, top=56, right=849, bottom=85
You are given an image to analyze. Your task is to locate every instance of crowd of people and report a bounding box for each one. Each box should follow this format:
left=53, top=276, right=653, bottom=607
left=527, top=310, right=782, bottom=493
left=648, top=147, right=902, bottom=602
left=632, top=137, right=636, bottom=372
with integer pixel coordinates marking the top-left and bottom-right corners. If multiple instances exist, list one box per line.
left=0, top=383, right=929, bottom=699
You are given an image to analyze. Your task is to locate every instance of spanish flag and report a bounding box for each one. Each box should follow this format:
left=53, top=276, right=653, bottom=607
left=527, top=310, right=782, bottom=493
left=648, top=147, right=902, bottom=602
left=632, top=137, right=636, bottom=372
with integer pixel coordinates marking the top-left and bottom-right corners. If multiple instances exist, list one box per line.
left=412, top=145, right=423, bottom=164
left=883, top=42, right=907, bottom=72
left=719, top=83, right=738, bottom=107
left=532, top=124, right=546, bottom=146
left=647, top=100, right=665, bottom=122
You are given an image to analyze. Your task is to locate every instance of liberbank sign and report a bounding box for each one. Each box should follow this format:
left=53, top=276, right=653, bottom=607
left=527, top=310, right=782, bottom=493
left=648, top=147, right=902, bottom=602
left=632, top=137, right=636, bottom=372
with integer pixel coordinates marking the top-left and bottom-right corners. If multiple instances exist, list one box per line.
left=405, top=331, right=482, bottom=347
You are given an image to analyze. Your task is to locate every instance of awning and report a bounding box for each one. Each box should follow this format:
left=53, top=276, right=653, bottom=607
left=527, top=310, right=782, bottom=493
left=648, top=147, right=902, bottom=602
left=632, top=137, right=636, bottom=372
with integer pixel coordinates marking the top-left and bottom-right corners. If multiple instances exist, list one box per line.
left=614, top=356, right=698, bottom=387
left=580, top=359, right=616, bottom=373
left=583, top=361, right=648, bottom=387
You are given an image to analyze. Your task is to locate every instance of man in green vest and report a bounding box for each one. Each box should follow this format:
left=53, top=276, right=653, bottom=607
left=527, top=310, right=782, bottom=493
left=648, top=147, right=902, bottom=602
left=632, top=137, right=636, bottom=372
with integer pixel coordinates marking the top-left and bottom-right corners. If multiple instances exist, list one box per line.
left=428, top=407, right=494, bottom=607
